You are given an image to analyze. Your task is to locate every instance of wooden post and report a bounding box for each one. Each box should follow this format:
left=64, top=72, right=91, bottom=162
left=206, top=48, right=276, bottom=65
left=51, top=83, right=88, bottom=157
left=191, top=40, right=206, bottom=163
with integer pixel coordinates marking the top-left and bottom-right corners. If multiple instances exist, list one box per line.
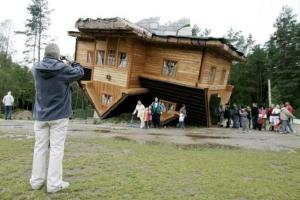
left=268, top=79, right=272, bottom=106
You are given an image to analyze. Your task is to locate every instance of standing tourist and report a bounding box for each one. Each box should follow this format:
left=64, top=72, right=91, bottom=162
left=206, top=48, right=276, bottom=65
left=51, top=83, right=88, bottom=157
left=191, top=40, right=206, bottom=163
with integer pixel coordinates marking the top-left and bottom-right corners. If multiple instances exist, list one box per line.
left=232, top=104, right=240, bottom=128
left=143, top=107, right=150, bottom=129
left=279, top=104, right=295, bottom=134
left=246, top=106, right=252, bottom=129
left=258, top=106, right=267, bottom=131
left=251, top=103, right=259, bottom=130
left=218, top=104, right=225, bottom=127
left=133, top=100, right=145, bottom=128
left=151, top=97, right=163, bottom=128
left=267, top=104, right=274, bottom=131
left=285, top=102, right=295, bottom=133
left=2, top=91, right=14, bottom=120
left=30, top=43, right=84, bottom=193
left=270, top=105, right=281, bottom=132
left=239, top=107, right=249, bottom=133
left=224, top=104, right=231, bottom=128
left=179, top=104, right=187, bottom=118
left=178, top=111, right=185, bottom=128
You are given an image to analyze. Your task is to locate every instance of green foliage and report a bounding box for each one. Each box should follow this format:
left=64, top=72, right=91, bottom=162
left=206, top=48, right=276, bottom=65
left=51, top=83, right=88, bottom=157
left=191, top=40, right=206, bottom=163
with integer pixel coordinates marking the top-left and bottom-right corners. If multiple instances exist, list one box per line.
left=224, top=28, right=255, bottom=55
left=230, top=46, right=268, bottom=106
left=24, top=0, right=51, bottom=64
left=0, top=53, right=34, bottom=111
left=267, top=6, right=300, bottom=108
left=228, top=6, right=300, bottom=112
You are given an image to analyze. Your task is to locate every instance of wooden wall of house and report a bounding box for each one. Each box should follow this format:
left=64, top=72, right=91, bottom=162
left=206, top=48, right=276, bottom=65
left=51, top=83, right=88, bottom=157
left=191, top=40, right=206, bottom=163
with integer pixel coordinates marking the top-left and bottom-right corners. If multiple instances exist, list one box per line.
left=199, top=50, right=233, bottom=105
left=93, top=38, right=132, bottom=87
left=76, top=38, right=135, bottom=88
left=128, top=40, right=146, bottom=88
left=143, top=46, right=202, bottom=87
left=76, top=39, right=95, bottom=68
left=199, top=50, right=232, bottom=90
left=92, top=80, right=124, bottom=112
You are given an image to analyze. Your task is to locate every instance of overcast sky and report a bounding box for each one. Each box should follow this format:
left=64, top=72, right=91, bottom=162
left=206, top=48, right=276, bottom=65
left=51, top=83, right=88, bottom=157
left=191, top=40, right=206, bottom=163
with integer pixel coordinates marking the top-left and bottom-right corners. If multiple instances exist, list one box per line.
left=1, top=0, right=300, bottom=63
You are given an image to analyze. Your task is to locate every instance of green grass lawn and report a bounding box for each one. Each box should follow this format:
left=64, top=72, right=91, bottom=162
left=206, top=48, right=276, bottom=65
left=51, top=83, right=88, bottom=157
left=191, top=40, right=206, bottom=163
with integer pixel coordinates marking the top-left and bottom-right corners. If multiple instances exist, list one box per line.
left=0, top=133, right=300, bottom=200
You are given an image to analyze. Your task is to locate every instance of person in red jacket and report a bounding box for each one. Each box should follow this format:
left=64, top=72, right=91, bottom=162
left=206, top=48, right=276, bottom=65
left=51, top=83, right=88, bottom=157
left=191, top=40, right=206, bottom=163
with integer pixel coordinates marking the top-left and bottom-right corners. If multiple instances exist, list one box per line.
left=285, top=102, right=295, bottom=133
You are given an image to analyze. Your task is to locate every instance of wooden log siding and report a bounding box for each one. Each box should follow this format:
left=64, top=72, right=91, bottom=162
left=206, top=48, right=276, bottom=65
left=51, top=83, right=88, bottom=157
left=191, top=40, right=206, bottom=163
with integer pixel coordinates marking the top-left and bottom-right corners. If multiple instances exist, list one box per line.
left=91, top=37, right=133, bottom=87
left=199, top=51, right=231, bottom=87
left=143, top=46, right=202, bottom=87
left=129, top=40, right=146, bottom=88
left=76, top=40, right=95, bottom=68
left=93, top=67, right=128, bottom=87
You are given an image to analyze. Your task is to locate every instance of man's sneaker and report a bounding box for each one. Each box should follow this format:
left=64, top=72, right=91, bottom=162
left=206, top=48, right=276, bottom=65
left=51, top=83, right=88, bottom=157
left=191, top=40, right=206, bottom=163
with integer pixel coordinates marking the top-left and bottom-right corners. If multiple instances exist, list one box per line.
left=31, top=183, right=44, bottom=190
left=47, top=181, right=70, bottom=193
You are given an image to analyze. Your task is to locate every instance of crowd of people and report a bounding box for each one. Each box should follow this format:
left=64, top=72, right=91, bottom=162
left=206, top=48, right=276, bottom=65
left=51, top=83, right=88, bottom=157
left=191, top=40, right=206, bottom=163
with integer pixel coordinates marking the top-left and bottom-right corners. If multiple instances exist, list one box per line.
left=218, top=102, right=296, bottom=134
left=132, top=97, right=187, bottom=129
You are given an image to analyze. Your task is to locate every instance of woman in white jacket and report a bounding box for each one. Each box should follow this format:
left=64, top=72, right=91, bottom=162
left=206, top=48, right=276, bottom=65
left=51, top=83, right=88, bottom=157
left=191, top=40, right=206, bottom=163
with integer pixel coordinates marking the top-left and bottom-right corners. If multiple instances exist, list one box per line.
left=133, top=100, right=145, bottom=128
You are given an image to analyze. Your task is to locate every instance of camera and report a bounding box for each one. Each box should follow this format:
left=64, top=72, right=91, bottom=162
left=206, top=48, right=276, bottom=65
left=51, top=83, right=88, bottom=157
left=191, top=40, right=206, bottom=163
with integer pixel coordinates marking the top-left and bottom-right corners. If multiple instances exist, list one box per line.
left=60, top=55, right=79, bottom=67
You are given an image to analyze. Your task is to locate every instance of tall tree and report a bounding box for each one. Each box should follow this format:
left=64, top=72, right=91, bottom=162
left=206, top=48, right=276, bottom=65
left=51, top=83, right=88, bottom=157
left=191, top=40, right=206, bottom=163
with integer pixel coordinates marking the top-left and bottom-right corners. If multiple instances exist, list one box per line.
left=0, top=52, right=34, bottom=111
left=223, top=29, right=268, bottom=105
left=0, top=19, right=14, bottom=57
left=192, top=24, right=211, bottom=37
left=230, top=45, right=268, bottom=105
left=224, top=28, right=254, bottom=56
left=24, top=0, right=51, bottom=64
left=266, top=6, right=300, bottom=107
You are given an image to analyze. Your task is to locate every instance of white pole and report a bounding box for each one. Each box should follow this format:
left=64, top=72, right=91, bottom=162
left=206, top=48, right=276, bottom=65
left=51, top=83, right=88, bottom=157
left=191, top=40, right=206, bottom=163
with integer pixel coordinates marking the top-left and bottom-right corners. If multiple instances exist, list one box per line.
left=268, top=79, right=272, bottom=106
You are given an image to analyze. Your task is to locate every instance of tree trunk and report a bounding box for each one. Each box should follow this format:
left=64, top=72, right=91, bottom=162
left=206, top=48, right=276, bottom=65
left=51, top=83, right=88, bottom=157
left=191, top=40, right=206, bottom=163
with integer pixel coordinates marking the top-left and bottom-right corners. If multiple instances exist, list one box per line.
left=33, top=30, right=37, bottom=63
left=37, top=4, right=42, bottom=62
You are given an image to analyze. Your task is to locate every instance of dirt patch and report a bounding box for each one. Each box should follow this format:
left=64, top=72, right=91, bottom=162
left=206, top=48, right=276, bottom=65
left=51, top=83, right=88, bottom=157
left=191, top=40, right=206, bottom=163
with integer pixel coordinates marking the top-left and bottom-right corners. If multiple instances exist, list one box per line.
left=174, top=143, right=240, bottom=150
left=114, top=136, right=132, bottom=142
left=95, top=129, right=111, bottom=133
left=1, top=120, right=300, bottom=151
left=13, top=110, right=32, bottom=120
left=145, top=140, right=163, bottom=146
left=186, top=134, right=230, bottom=139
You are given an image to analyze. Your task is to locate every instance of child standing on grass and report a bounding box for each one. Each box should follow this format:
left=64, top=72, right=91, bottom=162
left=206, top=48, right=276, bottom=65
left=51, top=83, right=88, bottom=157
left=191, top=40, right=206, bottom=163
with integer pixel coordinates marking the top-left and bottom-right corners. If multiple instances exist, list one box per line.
left=178, top=111, right=185, bottom=128
left=144, top=107, right=150, bottom=129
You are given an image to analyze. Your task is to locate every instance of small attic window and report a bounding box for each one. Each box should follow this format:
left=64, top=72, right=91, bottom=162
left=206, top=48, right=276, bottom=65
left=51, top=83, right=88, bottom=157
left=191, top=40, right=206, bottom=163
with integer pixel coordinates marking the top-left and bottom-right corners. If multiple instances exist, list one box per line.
left=87, top=51, right=94, bottom=63
left=118, top=52, right=127, bottom=68
left=96, top=50, right=105, bottom=65
left=220, top=68, right=226, bottom=84
left=209, top=66, right=217, bottom=84
left=162, top=59, right=177, bottom=77
left=101, top=93, right=112, bottom=105
left=107, top=50, right=116, bottom=65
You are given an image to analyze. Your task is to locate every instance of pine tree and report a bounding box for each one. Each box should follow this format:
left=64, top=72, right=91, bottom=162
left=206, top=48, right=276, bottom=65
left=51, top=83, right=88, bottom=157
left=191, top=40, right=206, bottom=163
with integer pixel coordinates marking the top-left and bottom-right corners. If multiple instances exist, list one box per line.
left=0, top=20, right=14, bottom=57
left=24, top=0, right=51, bottom=64
left=267, top=6, right=300, bottom=105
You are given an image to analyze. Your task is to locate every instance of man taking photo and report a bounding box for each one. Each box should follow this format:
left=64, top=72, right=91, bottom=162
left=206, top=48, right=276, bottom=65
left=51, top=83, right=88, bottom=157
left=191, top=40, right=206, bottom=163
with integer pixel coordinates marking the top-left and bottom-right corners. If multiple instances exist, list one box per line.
left=30, top=43, right=84, bottom=193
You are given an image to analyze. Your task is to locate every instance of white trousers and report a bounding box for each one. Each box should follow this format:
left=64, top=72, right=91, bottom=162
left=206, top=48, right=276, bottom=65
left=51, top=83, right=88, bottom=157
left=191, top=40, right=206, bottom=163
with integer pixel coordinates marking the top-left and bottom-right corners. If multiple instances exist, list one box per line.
left=139, top=116, right=145, bottom=128
left=30, top=118, right=69, bottom=191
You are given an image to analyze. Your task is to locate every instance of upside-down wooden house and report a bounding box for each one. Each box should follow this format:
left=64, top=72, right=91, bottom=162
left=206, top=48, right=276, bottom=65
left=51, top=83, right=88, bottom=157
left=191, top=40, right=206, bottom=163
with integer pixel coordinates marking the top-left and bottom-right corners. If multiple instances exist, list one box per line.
left=68, top=18, right=245, bottom=126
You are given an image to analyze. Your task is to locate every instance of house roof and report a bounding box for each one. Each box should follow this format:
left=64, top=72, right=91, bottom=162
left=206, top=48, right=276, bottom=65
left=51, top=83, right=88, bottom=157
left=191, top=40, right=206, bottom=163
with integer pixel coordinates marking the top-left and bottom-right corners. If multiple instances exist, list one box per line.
left=69, top=17, right=245, bottom=61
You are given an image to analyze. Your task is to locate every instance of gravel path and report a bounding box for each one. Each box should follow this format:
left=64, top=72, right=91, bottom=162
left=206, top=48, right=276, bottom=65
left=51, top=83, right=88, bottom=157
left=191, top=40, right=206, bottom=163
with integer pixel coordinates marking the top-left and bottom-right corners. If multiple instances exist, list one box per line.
left=0, top=119, right=300, bottom=151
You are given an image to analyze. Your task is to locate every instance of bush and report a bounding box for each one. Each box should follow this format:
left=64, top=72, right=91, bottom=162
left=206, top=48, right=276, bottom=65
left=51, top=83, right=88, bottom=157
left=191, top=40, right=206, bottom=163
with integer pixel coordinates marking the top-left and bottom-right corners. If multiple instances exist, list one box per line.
left=72, top=108, right=94, bottom=119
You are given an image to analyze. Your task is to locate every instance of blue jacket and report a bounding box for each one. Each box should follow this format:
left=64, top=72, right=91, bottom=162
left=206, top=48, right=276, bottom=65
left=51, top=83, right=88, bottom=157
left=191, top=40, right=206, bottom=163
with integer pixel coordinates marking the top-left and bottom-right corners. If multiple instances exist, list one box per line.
left=32, top=57, right=84, bottom=121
